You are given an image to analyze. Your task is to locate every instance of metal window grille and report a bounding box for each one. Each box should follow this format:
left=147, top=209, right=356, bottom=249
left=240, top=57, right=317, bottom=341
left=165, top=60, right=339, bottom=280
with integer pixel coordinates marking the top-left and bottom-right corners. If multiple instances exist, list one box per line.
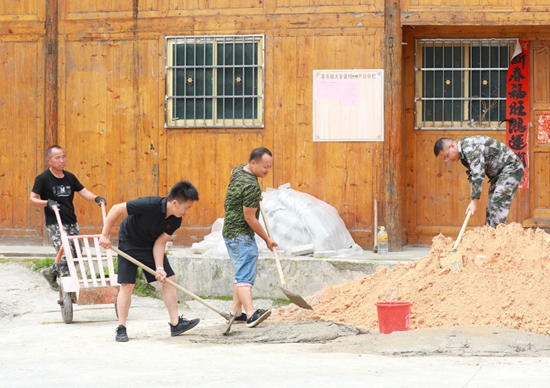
left=414, top=38, right=518, bottom=130
left=165, top=35, right=264, bottom=128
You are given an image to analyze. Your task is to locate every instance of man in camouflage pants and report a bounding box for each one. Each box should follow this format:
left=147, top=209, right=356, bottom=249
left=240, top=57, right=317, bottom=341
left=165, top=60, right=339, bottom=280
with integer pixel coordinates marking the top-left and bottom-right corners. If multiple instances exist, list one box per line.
left=29, top=145, right=106, bottom=291
left=434, top=136, right=524, bottom=227
left=222, top=147, right=278, bottom=328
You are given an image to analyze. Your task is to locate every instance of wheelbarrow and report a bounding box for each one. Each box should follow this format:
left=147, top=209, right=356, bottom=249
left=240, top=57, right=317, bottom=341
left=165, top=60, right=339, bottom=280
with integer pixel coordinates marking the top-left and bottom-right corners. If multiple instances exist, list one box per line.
left=52, top=203, right=119, bottom=324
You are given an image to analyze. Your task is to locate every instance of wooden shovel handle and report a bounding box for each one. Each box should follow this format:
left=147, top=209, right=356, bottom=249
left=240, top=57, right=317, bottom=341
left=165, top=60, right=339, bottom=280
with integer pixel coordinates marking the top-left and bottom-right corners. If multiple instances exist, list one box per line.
left=259, top=202, right=287, bottom=286
left=452, top=210, right=472, bottom=252
left=111, top=246, right=231, bottom=320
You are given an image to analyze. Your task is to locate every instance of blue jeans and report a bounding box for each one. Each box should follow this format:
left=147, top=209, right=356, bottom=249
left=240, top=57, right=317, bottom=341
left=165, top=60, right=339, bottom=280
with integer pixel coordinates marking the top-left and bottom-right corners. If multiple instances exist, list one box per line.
left=224, top=235, right=258, bottom=286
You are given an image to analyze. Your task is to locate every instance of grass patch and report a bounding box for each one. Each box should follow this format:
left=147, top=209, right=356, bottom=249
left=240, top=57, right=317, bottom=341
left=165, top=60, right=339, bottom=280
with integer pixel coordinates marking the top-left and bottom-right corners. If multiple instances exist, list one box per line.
left=133, top=282, right=155, bottom=297
left=33, top=258, right=55, bottom=271
left=133, top=268, right=156, bottom=297
left=202, top=296, right=233, bottom=301
left=200, top=296, right=293, bottom=308
left=271, top=298, right=293, bottom=308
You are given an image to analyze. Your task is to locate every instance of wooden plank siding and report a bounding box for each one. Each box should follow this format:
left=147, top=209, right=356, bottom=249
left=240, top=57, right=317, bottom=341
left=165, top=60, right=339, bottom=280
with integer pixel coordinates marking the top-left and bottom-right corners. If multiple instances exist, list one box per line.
left=0, top=2, right=45, bottom=243
left=2, top=0, right=550, bottom=248
left=530, top=42, right=550, bottom=220
left=403, top=25, right=534, bottom=244
left=0, top=37, right=45, bottom=244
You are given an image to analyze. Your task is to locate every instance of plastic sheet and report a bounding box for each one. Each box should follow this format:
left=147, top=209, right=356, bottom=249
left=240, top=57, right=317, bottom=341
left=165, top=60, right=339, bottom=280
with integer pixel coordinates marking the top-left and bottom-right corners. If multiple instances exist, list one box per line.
left=191, top=184, right=363, bottom=258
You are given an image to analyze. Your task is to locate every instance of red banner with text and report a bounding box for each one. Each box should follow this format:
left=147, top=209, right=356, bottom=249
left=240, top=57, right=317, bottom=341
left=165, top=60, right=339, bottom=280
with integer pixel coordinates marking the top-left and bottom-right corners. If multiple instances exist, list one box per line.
left=506, top=40, right=529, bottom=189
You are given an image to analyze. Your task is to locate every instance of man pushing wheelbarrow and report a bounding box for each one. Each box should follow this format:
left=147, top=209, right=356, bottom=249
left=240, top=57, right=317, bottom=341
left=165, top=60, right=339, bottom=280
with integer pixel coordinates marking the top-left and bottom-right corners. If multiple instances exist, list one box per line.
left=99, top=181, right=201, bottom=342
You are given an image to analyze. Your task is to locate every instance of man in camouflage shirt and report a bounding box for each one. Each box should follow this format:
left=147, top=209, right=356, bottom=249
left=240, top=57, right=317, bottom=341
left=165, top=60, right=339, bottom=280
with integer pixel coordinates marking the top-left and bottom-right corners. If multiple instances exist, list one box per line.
left=434, top=136, right=524, bottom=227
left=223, top=147, right=277, bottom=328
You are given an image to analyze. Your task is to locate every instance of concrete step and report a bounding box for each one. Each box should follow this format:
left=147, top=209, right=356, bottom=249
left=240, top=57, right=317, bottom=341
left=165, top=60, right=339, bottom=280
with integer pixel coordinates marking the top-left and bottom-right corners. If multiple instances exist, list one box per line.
left=156, top=247, right=428, bottom=299
left=0, top=244, right=429, bottom=300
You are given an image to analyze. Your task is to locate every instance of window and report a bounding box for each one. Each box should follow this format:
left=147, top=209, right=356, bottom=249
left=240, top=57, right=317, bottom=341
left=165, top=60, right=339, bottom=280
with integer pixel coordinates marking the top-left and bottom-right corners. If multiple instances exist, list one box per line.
left=415, top=39, right=517, bottom=130
left=165, top=35, right=264, bottom=128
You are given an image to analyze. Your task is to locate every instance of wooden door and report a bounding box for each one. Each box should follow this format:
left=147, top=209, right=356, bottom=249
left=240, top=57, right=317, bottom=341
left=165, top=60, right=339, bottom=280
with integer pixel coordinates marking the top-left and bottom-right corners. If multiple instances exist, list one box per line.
left=403, top=31, right=529, bottom=244
left=525, top=42, right=550, bottom=227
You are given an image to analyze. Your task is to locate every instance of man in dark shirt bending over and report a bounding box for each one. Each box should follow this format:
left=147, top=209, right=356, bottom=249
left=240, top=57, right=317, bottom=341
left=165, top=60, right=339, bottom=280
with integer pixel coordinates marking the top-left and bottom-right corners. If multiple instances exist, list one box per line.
left=99, top=180, right=200, bottom=342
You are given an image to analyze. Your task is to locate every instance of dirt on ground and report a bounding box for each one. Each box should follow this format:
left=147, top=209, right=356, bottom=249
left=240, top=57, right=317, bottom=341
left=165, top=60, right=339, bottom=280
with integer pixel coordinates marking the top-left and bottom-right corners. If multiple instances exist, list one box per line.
left=3, top=223, right=550, bottom=359
left=276, top=223, right=550, bottom=338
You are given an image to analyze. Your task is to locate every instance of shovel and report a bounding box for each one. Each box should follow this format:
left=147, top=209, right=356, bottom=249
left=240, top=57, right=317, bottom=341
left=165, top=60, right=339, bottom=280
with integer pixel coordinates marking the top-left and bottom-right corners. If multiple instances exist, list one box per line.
left=259, top=202, right=313, bottom=310
left=451, top=210, right=472, bottom=254
left=110, top=246, right=232, bottom=323
left=441, top=210, right=472, bottom=269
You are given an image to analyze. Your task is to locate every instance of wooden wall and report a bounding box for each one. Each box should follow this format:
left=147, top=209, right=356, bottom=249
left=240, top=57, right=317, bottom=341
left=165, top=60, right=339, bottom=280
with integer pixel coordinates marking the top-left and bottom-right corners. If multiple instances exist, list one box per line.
left=1, top=0, right=550, bottom=248
left=0, top=1, right=387, bottom=248
left=0, top=3, right=44, bottom=244
left=403, top=26, right=550, bottom=244
left=528, top=41, right=550, bottom=222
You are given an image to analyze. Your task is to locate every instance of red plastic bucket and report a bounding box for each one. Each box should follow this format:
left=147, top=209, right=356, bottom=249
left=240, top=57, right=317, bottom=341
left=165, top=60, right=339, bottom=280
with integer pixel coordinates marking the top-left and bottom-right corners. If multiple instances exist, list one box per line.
left=375, top=301, right=412, bottom=334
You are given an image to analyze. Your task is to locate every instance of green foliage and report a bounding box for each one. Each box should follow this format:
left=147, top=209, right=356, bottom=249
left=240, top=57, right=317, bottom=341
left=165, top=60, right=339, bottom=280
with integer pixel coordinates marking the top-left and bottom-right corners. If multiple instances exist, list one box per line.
left=203, top=296, right=233, bottom=301
left=33, top=258, right=55, bottom=271
left=272, top=298, right=293, bottom=308
left=103, top=256, right=118, bottom=276
left=133, top=282, right=155, bottom=297
left=200, top=296, right=292, bottom=308
left=132, top=268, right=155, bottom=297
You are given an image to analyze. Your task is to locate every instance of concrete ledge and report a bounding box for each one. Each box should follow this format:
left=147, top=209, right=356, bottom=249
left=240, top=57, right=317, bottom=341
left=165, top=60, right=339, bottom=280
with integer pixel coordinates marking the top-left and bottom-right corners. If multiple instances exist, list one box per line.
left=0, top=244, right=429, bottom=300
left=160, top=251, right=414, bottom=300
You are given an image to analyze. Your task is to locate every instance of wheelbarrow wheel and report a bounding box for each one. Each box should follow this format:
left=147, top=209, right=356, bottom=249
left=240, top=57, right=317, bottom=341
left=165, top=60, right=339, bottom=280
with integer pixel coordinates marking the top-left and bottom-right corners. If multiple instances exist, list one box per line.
left=58, top=283, right=74, bottom=324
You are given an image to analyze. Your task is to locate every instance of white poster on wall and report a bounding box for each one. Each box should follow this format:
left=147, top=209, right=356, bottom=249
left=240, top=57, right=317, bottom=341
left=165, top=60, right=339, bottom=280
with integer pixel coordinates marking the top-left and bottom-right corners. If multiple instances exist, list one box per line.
left=313, top=69, right=384, bottom=142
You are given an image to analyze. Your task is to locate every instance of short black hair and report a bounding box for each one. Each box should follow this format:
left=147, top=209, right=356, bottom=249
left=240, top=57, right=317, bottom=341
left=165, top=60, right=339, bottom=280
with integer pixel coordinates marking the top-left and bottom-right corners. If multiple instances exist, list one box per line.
left=249, top=147, right=272, bottom=162
left=168, top=180, right=199, bottom=202
left=46, top=145, right=63, bottom=158
left=433, top=138, right=453, bottom=157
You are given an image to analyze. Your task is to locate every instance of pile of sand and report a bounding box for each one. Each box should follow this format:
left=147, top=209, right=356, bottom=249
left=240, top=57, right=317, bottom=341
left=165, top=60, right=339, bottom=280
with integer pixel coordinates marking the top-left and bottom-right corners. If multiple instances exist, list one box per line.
left=276, top=223, right=550, bottom=335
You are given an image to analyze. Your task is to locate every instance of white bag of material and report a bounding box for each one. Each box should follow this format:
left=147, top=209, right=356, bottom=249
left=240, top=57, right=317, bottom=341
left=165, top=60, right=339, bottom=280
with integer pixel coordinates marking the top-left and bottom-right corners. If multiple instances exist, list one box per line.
left=262, top=185, right=362, bottom=256
left=190, top=218, right=224, bottom=254
left=197, top=184, right=363, bottom=258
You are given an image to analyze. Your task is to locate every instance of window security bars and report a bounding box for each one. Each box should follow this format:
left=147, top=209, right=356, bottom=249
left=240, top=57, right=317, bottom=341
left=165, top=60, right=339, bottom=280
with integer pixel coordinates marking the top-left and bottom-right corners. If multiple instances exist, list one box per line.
left=415, top=38, right=518, bottom=130
left=165, top=35, right=264, bottom=128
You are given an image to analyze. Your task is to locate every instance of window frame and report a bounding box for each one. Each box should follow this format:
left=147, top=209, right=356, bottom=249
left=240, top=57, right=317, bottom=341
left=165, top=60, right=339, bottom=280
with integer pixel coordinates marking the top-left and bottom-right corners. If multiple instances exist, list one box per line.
left=165, top=35, right=265, bottom=129
left=414, top=38, right=518, bottom=131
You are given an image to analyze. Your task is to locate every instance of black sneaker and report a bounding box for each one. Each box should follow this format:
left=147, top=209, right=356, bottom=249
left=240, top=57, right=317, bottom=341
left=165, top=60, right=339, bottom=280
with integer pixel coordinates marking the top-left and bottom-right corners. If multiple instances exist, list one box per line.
left=170, top=316, right=200, bottom=337
left=246, top=309, right=271, bottom=328
left=115, top=325, right=129, bottom=342
left=234, top=313, right=247, bottom=323
left=40, top=267, right=59, bottom=291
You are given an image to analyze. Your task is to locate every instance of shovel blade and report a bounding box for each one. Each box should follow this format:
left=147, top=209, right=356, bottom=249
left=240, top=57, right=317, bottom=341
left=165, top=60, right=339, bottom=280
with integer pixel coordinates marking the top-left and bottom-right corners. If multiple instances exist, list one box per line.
left=222, top=312, right=237, bottom=336
left=279, top=285, right=313, bottom=310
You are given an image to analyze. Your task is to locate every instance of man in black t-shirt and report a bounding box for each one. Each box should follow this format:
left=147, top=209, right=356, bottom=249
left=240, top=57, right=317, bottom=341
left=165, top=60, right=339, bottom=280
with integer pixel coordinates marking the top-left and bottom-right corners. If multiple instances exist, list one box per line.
left=30, top=145, right=106, bottom=291
left=99, top=180, right=200, bottom=342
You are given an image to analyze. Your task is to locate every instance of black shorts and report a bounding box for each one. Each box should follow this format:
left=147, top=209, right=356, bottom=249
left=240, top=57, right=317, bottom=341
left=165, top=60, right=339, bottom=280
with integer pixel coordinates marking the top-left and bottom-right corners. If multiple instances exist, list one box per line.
left=116, top=241, right=175, bottom=284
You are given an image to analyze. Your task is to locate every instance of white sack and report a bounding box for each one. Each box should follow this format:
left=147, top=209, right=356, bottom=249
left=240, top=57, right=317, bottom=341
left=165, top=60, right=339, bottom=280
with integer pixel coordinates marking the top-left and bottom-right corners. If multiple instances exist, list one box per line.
left=192, top=184, right=363, bottom=257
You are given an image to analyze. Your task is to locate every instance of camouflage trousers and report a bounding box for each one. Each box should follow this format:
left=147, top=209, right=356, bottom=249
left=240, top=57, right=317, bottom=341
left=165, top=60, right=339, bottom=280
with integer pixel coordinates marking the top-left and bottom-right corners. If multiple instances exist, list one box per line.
left=485, top=168, right=524, bottom=228
left=46, top=223, right=80, bottom=274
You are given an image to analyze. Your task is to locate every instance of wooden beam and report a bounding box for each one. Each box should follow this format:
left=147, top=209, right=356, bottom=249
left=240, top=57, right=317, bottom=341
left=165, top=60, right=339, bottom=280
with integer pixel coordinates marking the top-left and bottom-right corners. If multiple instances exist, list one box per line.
left=384, top=0, right=404, bottom=251
left=44, top=0, right=58, bottom=148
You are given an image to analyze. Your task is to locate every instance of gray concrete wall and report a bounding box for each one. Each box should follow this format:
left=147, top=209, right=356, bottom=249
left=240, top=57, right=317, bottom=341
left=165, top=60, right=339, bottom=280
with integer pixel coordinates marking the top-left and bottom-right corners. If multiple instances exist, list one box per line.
left=162, top=252, right=398, bottom=300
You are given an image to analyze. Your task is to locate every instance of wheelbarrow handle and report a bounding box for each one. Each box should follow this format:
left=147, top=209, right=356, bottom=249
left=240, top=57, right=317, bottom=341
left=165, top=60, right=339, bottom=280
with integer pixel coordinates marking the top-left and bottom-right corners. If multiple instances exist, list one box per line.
left=52, top=202, right=108, bottom=234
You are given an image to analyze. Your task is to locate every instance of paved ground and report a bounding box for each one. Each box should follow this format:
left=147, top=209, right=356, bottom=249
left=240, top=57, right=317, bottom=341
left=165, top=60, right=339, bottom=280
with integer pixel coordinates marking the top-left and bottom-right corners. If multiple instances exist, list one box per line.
left=2, top=255, right=550, bottom=388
